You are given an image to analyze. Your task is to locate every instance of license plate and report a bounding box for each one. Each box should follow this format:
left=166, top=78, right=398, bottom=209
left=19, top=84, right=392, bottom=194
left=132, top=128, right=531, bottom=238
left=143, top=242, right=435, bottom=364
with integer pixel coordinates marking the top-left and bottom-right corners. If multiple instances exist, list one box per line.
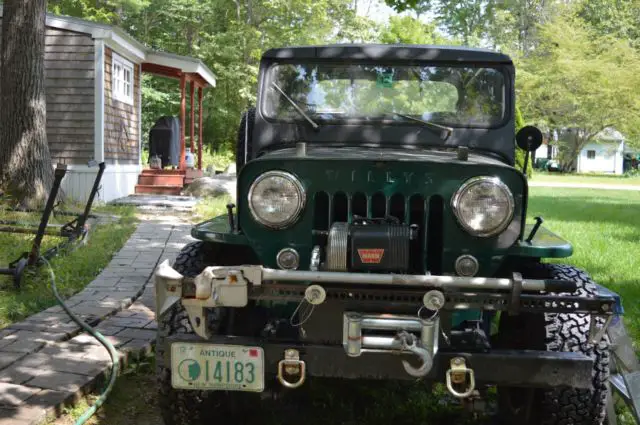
left=171, top=343, right=265, bottom=392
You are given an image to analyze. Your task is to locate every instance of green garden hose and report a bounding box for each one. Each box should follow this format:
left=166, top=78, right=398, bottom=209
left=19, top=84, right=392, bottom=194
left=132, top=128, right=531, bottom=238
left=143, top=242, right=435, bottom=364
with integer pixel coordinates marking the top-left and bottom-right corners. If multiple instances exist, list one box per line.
left=42, top=257, right=120, bottom=425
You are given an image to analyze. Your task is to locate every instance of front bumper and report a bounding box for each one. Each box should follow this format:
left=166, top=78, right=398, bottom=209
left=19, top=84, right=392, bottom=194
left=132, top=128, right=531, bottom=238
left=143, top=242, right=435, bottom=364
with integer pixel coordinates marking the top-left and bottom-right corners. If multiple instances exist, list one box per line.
left=163, top=334, right=595, bottom=389
left=154, top=261, right=618, bottom=340
left=155, top=263, right=624, bottom=395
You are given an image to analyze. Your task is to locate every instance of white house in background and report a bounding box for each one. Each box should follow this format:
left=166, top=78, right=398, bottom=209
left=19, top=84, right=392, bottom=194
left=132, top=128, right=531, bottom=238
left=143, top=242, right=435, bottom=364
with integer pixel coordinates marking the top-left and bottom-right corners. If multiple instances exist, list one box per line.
left=534, top=141, right=558, bottom=162
left=536, top=128, right=634, bottom=175
left=576, top=128, right=626, bottom=175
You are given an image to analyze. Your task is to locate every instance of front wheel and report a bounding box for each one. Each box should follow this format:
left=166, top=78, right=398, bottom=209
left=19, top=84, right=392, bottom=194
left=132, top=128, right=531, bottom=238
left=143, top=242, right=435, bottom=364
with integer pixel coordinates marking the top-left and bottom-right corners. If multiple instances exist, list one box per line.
left=496, top=263, right=610, bottom=425
left=156, top=242, right=262, bottom=425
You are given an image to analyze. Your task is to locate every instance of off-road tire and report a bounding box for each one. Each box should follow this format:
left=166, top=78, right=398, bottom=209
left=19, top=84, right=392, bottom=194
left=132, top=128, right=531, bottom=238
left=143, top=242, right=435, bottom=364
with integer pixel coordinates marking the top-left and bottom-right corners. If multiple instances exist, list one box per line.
left=156, top=241, right=260, bottom=425
left=497, top=263, right=610, bottom=425
left=236, top=107, right=255, bottom=173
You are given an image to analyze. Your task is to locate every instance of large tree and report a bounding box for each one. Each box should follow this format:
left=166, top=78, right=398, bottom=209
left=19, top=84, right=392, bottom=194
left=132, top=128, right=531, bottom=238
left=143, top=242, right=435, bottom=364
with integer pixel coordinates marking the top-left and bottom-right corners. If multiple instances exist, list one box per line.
left=517, top=12, right=640, bottom=171
left=0, top=0, right=54, bottom=205
left=379, top=15, right=443, bottom=44
left=384, top=0, right=501, bottom=46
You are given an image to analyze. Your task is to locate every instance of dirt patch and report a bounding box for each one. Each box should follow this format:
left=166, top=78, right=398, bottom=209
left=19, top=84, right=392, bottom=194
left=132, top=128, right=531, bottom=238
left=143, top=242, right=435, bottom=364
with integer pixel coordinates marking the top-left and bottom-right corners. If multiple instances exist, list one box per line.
left=49, top=362, right=161, bottom=425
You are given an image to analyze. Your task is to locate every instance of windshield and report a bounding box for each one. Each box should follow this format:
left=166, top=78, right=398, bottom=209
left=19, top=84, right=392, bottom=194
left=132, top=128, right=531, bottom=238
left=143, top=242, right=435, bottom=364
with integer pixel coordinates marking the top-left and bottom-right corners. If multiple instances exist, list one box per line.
left=262, top=63, right=507, bottom=128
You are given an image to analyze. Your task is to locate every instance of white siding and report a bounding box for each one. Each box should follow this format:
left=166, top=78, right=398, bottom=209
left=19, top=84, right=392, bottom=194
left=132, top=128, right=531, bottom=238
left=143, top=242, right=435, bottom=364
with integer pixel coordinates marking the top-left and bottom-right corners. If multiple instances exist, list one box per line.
left=61, top=164, right=141, bottom=203
left=577, top=141, right=624, bottom=175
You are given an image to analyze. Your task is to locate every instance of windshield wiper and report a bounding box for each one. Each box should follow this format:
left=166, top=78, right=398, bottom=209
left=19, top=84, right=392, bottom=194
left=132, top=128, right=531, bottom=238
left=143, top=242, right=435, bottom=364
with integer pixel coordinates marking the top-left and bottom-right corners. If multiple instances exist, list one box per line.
left=390, top=112, right=453, bottom=141
left=271, top=82, right=320, bottom=130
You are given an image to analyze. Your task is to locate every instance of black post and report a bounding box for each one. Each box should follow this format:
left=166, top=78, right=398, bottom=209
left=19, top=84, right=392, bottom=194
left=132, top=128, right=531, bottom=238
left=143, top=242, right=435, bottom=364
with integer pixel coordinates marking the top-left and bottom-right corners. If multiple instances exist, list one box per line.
left=525, top=216, right=544, bottom=243
left=28, top=164, right=67, bottom=265
left=523, top=151, right=530, bottom=178
left=226, top=203, right=236, bottom=232
left=75, top=162, right=105, bottom=235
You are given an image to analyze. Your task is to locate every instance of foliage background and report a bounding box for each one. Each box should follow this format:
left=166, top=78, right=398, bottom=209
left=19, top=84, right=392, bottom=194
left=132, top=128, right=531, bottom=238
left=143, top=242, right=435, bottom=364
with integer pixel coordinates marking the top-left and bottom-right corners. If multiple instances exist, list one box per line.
left=46, top=0, right=640, bottom=169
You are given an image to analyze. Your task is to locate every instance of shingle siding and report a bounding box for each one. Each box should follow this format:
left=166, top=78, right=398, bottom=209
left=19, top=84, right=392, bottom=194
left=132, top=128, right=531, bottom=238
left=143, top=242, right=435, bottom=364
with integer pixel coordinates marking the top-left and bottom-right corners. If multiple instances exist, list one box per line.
left=104, top=47, right=140, bottom=165
left=0, top=20, right=95, bottom=165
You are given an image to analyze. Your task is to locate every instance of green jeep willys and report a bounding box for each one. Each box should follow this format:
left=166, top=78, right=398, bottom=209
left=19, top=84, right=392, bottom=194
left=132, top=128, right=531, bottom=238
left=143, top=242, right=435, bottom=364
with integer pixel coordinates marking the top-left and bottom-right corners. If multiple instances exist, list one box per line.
left=154, top=45, right=632, bottom=425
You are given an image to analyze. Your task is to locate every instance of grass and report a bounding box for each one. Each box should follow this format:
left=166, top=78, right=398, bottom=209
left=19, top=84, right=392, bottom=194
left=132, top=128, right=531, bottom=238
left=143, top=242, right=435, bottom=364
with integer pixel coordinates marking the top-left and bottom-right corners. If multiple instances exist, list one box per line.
left=532, top=170, right=640, bottom=186
left=527, top=187, right=640, bottom=343
left=192, top=195, right=231, bottom=222
left=0, top=204, right=138, bottom=328
left=50, top=187, right=640, bottom=424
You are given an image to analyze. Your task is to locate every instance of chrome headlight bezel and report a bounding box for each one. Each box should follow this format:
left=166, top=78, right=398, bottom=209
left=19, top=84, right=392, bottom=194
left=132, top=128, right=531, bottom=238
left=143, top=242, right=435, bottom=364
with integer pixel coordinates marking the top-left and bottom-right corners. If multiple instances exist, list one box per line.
left=451, top=176, right=515, bottom=237
left=248, top=171, right=306, bottom=229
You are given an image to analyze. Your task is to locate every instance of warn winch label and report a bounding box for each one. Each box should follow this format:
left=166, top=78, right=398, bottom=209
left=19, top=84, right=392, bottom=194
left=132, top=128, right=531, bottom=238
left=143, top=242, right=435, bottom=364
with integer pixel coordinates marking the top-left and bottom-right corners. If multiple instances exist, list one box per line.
left=357, top=249, right=385, bottom=264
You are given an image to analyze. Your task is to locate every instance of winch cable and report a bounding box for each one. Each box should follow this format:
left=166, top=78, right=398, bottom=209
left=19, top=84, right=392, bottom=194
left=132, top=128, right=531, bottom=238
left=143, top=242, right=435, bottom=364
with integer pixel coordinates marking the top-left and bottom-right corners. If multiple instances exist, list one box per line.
left=42, top=256, right=119, bottom=425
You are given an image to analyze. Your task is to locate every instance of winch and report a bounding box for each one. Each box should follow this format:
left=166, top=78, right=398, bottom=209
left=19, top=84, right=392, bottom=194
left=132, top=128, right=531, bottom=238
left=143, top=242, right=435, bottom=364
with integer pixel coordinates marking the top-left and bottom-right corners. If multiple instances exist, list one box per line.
left=325, top=218, right=417, bottom=272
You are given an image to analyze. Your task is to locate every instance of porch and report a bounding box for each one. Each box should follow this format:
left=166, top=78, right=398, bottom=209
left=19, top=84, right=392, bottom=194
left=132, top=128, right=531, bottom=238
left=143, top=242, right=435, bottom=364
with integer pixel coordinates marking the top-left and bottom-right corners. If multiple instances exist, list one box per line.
left=135, top=52, right=216, bottom=195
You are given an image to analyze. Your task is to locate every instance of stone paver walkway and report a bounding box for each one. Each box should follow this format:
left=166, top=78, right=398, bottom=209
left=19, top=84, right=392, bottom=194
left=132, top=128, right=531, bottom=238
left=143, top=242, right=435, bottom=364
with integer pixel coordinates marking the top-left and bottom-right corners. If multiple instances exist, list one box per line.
left=0, top=217, right=193, bottom=425
left=111, top=194, right=199, bottom=211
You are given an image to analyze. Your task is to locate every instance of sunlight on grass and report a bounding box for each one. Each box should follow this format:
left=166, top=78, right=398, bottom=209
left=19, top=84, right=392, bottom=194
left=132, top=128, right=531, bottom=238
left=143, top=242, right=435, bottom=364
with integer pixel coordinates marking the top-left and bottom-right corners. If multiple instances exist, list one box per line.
left=528, top=187, right=640, bottom=343
left=193, top=195, right=231, bottom=222
left=532, top=171, right=640, bottom=186
left=0, top=205, right=138, bottom=328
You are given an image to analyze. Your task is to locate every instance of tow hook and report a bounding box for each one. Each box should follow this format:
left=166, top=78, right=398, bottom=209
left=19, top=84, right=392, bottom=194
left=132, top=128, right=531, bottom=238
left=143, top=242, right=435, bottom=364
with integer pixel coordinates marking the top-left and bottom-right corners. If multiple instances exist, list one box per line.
left=277, top=349, right=306, bottom=389
left=446, top=357, right=476, bottom=398
left=398, top=331, right=433, bottom=378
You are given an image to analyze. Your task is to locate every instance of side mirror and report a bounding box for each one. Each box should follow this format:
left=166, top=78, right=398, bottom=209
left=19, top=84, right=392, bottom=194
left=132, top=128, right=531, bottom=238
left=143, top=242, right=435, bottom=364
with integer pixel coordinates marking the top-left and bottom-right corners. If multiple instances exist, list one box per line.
left=516, top=126, right=543, bottom=177
left=516, top=126, right=543, bottom=152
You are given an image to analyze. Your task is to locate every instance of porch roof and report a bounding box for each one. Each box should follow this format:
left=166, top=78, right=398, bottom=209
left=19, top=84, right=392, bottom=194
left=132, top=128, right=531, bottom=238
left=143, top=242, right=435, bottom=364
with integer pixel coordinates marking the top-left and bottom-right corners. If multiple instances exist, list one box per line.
left=143, top=51, right=216, bottom=88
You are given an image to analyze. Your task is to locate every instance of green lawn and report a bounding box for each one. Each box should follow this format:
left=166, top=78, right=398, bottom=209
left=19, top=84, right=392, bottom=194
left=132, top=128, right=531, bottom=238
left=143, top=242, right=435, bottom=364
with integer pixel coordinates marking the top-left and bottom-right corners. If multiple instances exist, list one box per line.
left=532, top=171, right=640, bottom=186
left=193, top=195, right=231, bottom=222
left=0, top=205, right=137, bottom=328
left=51, top=188, right=640, bottom=425
left=528, top=187, right=640, bottom=343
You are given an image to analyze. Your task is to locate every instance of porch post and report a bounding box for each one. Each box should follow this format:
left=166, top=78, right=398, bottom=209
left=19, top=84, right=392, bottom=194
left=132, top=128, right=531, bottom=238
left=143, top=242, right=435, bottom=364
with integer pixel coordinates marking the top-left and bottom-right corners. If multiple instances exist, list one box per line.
left=179, top=73, right=187, bottom=170
left=189, top=79, right=195, bottom=160
left=198, top=86, right=203, bottom=170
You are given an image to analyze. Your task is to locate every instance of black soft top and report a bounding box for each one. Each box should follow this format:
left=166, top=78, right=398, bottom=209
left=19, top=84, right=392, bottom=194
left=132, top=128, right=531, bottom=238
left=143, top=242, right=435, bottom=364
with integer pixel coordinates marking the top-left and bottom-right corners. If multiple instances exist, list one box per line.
left=262, top=44, right=513, bottom=64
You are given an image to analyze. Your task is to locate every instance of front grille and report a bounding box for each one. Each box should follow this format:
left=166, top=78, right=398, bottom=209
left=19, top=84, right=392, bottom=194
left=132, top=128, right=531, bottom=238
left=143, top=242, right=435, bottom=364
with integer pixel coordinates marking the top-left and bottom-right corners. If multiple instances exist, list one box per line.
left=312, top=191, right=444, bottom=273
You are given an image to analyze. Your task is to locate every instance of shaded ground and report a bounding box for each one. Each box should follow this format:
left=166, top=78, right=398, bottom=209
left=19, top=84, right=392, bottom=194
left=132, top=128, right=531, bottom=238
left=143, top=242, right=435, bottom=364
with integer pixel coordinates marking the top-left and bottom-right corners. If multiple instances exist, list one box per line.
left=49, top=356, right=491, bottom=425
left=48, top=361, right=161, bottom=425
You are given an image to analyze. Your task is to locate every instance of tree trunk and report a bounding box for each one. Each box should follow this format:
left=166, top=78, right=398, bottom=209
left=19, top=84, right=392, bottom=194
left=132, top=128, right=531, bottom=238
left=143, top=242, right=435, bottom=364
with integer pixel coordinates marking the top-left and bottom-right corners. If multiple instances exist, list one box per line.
left=0, top=0, right=54, bottom=207
left=557, top=128, right=592, bottom=172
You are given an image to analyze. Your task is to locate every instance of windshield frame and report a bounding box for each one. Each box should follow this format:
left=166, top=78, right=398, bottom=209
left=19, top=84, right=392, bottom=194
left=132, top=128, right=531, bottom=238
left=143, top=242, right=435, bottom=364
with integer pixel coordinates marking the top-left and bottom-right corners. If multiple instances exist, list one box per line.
left=259, top=60, right=512, bottom=130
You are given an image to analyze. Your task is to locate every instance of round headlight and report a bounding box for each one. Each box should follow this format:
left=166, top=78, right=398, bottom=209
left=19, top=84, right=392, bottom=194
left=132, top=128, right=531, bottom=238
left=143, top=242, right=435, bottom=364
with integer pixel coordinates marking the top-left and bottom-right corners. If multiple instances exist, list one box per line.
left=451, top=176, right=514, bottom=237
left=248, top=171, right=305, bottom=229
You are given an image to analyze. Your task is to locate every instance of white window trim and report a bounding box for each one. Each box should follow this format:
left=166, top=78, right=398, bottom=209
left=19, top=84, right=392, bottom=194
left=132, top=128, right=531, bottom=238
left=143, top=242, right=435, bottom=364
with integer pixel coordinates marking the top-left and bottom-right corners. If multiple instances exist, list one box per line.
left=111, top=52, right=134, bottom=106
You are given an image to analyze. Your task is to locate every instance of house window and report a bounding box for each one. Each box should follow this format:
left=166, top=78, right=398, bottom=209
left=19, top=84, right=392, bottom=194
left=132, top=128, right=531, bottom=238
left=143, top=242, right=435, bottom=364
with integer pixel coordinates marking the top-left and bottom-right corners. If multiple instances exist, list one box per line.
left=587, top=150, right=596, bottom=159
left=112, top=53, right=134, bottom=105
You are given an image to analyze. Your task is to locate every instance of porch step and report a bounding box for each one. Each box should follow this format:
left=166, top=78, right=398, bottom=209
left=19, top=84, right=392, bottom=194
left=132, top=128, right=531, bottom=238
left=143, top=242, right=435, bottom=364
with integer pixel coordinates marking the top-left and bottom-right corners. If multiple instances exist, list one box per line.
left=134, top=184, right=183, bottom=195
left=140, top=168, right=185, bottom=176
left=184, top=169, right=204, bottom=185
left=138, top=174, right=185, bottom=186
